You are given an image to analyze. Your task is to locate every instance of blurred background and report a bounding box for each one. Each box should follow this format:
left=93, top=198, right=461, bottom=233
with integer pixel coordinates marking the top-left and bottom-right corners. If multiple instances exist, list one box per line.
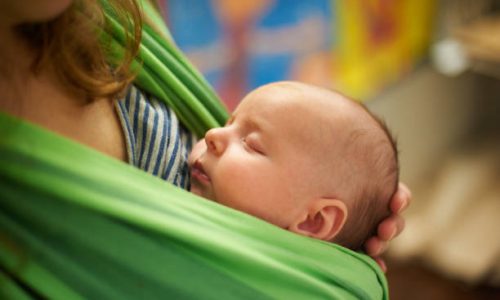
left=158, top=0, right=500, bottom=298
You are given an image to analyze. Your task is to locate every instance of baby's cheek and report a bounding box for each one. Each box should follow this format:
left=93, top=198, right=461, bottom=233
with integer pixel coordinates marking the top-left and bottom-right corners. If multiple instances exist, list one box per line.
left=217, top=162, right=251, bottom=191
left=214, top=162, right=254, bottom=198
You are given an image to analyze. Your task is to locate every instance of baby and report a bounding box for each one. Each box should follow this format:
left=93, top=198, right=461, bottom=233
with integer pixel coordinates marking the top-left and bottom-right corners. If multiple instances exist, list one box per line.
left=188, top=81, right=399, bottom=250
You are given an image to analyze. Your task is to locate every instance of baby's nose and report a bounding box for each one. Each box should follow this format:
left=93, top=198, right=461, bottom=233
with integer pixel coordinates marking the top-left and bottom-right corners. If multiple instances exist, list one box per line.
left=205, top=127, right=227, bottom=156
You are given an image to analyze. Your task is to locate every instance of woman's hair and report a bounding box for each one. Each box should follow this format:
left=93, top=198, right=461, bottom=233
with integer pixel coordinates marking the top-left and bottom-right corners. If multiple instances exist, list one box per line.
left=16, top=0, right=142, bottom=100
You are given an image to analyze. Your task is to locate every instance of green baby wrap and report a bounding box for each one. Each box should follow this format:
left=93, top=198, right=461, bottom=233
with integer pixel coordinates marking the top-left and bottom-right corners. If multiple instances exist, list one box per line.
left=0, top=1, right=388, bottom=298
left=0, top=113, right=387, bottom=299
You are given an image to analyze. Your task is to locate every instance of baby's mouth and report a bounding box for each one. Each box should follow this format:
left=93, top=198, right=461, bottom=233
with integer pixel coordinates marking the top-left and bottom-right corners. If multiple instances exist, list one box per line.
left=191, top=160, right=211, bottom=185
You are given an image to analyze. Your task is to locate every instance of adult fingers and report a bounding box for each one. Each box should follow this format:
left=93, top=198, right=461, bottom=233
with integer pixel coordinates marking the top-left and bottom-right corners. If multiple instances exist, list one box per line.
left=377, top=214, right=406, bottom=241
left=364, top=236, right=388, bottom=257
left=373, top=257, right=387, bottom=273
left=390, top=182, right=412, bottom=213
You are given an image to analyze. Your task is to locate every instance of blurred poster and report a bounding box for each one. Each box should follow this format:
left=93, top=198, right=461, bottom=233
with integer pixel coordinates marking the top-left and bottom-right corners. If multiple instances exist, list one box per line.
left=161, top=0, right=435, bottom=108
left=163, top=0, right=333, bottom=110
left=333, top=0, right=436, bottom=99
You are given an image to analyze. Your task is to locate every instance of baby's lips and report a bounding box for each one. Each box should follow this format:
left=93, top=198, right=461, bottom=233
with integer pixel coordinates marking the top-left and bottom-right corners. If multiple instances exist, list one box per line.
left=191, top=160, right=211, bottom=184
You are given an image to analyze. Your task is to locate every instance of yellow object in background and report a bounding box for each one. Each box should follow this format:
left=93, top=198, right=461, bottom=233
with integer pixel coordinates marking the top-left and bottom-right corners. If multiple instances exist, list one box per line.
left=333, top=0, right=436, bottom=100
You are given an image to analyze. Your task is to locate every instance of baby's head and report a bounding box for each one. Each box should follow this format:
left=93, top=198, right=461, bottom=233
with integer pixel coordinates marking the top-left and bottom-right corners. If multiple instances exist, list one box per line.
left=189, top=81, right=399, bottom=250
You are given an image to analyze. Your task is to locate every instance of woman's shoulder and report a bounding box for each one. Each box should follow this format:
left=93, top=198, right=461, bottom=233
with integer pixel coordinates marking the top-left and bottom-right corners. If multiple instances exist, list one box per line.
left=115, top=85, right=195, bottom=188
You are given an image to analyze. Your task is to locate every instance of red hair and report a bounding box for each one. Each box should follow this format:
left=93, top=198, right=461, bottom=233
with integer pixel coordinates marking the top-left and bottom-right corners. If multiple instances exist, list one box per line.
left=17, top=0, right=142, bottom=100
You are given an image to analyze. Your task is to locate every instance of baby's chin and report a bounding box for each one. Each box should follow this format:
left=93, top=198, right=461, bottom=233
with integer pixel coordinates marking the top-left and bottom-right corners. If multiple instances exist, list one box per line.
left=190, top=181, right=216, bottom=202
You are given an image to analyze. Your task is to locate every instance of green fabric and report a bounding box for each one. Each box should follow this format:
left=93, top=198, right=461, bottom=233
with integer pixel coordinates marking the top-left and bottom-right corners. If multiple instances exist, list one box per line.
left=0, top=113, right=388, bottom=299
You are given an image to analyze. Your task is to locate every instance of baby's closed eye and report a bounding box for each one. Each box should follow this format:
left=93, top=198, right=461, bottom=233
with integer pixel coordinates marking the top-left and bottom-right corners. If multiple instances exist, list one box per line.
left=242, top=135, right=265, bottom=154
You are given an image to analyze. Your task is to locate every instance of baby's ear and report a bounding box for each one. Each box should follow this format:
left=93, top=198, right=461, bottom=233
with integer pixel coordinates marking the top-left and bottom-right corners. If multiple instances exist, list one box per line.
left=289, top=198, right=347, bottom=241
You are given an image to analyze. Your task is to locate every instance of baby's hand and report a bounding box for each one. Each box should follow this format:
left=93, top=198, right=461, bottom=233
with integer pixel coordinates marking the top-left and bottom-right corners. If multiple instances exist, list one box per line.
left=364, top=183, right=411, bottom=272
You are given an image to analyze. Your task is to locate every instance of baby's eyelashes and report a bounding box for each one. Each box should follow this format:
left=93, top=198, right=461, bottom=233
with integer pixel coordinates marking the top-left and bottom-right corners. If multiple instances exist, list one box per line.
left=242, top=136, right=265, bottom=155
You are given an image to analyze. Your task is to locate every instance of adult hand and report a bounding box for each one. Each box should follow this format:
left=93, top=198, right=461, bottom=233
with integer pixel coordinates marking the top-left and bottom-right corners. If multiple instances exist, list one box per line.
left=364, top=183, right=411, bottom=272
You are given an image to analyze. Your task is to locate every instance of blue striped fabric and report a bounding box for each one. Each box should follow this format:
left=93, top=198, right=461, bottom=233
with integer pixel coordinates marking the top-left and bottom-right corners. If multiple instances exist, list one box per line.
left=115, top=85, right=196, bottom=189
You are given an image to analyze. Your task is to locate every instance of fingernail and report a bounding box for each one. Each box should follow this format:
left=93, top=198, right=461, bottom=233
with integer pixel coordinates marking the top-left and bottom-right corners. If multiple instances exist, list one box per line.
left=388, top=228, right=397, bottom=240
left=397, top=200, right=408, bottom=213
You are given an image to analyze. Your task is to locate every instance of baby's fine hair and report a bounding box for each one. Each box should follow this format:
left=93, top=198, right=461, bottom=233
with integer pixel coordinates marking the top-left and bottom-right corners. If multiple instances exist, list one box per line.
left=332, top=103, right=399, bottom=251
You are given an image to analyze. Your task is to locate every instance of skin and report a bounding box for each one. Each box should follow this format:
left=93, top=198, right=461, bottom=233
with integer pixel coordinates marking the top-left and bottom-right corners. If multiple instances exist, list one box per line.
left=366, top=182, right=410, bottom=269
left=0, top=0, right=73, bottom=24
left=0, top=0, right=127, bottom=162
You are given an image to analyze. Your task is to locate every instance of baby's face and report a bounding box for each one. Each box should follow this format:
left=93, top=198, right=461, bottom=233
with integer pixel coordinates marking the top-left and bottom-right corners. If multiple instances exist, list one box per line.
left=189, top=82, right=329, bottom=228
left=189, top=82, right=393, bottom=244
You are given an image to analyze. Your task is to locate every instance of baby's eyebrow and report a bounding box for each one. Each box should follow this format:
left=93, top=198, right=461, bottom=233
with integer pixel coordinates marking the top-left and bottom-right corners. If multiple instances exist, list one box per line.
left=245, top=118, right=263, bottom=132
left=230, top=114, right=264, bottom=133
left=225, top=116, right=235, bottom=126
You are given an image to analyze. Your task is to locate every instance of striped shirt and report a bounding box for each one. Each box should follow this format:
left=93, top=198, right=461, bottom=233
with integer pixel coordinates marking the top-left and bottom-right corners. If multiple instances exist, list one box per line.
left=115, top=85, right=196, bottom=189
